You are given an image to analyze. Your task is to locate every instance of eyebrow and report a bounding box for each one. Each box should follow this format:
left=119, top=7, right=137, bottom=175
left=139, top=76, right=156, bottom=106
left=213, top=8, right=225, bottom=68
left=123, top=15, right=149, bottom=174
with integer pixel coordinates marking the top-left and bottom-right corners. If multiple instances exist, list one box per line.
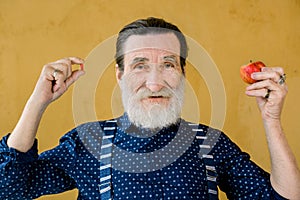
left=129, top=57, right=149, bottom=66
left=163, top=55, right=179, bottom=65
left=129, top=55, right=179, bottom=66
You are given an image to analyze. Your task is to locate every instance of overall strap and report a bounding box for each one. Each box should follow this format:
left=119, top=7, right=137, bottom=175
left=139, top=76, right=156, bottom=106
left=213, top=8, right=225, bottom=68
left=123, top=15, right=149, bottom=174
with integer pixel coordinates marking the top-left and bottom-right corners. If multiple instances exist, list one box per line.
left=99, top=120, right=117, bottom=200
left=190, top=123, right=219, bottom=200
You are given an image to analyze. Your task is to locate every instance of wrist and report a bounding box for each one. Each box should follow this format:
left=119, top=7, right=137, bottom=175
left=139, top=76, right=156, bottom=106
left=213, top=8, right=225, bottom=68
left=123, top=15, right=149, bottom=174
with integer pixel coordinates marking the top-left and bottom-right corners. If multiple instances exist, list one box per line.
left=263, top=118, right=281, bottom=126
left=27, top=94, right=49, bottom=113
left=263, top=118, right=284, bottom=140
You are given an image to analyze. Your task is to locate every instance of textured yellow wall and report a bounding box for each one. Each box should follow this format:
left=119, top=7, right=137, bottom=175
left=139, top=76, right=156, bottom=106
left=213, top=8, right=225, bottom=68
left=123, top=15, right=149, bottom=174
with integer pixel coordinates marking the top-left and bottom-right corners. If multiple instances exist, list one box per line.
left=0, top=0, right=299, bottom=199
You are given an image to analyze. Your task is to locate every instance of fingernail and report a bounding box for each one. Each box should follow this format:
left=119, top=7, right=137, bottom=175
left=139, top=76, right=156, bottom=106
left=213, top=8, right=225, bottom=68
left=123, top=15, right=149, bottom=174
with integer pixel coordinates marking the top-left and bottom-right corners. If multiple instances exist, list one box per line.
left=261, top=67, right=267, bottom=72
left=251, top=73, right=257, bottom=79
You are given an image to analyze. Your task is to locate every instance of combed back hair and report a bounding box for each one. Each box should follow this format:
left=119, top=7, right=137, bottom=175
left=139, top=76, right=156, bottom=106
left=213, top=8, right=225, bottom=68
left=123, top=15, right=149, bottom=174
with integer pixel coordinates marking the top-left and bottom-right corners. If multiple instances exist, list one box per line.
left=115, top=17, right=188, bottom=74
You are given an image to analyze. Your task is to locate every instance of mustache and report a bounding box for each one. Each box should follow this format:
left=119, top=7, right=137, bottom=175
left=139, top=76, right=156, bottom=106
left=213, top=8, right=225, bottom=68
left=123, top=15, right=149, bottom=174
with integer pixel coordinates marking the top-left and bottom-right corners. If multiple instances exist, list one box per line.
left=135, top=87, right=174, bottom=99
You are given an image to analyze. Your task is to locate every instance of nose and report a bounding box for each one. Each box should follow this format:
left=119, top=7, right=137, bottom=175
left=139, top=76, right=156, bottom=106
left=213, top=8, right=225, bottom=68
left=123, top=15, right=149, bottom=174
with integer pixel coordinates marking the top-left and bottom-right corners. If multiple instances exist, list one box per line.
left=145, top=67, right=164, bottom=92
left=146, top=82, right=164, bottom=92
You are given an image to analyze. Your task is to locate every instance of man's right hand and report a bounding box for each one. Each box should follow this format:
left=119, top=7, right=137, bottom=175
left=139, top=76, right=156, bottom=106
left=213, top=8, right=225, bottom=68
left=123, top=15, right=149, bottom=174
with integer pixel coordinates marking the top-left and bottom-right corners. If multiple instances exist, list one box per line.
left=31, top=57, right=85, bottom=108
left=7, top=57, right=85, bottom=152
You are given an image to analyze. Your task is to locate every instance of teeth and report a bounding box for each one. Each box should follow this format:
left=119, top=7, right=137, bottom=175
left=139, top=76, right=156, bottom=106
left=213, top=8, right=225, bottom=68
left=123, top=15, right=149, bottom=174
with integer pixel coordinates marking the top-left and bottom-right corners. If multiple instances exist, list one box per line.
left=150, top=96, right=163, bottom=98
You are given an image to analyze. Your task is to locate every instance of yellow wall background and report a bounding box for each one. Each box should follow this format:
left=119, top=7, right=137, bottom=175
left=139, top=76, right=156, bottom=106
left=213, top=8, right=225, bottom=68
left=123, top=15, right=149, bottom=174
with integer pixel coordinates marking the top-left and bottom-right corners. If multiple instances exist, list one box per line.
left=0, top=0, right=299, bottom=199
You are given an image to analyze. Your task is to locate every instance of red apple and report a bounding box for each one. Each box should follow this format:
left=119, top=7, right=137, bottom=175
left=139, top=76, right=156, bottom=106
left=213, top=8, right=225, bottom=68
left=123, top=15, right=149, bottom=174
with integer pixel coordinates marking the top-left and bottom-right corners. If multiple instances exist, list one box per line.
left=240, top=61, right=265, bottom=84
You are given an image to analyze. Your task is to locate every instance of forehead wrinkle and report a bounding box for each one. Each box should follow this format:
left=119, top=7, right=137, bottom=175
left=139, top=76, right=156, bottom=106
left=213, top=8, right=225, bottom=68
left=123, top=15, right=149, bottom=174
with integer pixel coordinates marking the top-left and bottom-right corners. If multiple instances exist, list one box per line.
left=124, top=33, right=181, bottom=55
left=124, top=47, right=179, bottom=57
left=127, top=51, right=179, bottom=61
left=130, top=57, right=149, bottom=66
left=124, top=49, right=180, bottom=69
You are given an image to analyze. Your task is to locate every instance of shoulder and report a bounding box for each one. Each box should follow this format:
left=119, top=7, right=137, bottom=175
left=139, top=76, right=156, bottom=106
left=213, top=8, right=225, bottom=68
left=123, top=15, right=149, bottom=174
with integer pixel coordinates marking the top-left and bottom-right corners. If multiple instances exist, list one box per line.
left=61, top=119, right=117, bottom=141
left=181, top=119, right=242, bottom=154
left=180, top=119, right=223, bottom=139
left=40, top=119, right=117, bottom=159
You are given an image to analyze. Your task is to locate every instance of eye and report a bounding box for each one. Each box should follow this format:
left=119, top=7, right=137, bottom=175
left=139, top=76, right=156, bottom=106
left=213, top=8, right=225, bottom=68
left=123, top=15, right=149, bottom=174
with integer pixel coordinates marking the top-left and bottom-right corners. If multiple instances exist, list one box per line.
left=133, top=63, right=149, bottom=71
left=163, top=62, right=175, bottom=69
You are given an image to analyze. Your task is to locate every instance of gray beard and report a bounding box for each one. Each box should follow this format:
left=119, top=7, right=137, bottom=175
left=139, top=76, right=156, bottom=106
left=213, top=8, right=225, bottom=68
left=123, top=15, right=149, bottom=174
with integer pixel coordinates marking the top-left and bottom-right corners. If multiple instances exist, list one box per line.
left=120, top=77, right=185, bottom=130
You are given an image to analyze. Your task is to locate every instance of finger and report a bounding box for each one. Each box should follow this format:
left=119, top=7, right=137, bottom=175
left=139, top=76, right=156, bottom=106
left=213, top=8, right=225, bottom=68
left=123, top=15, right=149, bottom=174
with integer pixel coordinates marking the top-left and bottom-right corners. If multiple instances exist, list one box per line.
left=50, top=63, right=70, bottom=80
left=42, top=57, right=85, bottom=92
left=245, top=87, right=268, bottom=97
left=50, top=57, right=85, bottom=80
left=68, top=57, right=85, bottom=71
left=53, top=57, right=84, bottom=65
left=65, top=70, right=86, bottom=89
left=43, top=64, right=67, bottom=93
left=251, top=70, right=282, bottom=84
left=51, top=70, right=65, bottom=92
left=246, top=79, right=287, bottom=99
left=53, top=58, right=74, bottom=78
left=68, top=56, right=85, bottom=65
left=246, top=79, right=278, bottom=91
left=261, top=66, right=284, bottom=75
left=261, top=67, right=286, bottom=85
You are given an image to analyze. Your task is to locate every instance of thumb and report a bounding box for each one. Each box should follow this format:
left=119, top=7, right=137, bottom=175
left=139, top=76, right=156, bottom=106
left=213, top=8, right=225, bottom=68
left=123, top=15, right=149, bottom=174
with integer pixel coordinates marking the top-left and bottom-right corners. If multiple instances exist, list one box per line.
left=65, top=70, right=85, bottom=88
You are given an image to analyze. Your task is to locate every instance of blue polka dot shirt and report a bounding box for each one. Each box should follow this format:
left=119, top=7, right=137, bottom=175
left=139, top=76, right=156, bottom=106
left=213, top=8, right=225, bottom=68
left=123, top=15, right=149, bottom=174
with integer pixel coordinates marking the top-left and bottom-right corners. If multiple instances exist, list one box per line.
left=0, top=114, right=287, bottom=199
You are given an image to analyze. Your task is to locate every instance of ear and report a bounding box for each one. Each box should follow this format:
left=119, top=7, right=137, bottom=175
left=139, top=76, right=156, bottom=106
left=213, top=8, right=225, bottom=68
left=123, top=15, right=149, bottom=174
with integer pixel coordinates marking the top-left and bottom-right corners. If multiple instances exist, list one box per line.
left=115, top=64, right=123, bottom=84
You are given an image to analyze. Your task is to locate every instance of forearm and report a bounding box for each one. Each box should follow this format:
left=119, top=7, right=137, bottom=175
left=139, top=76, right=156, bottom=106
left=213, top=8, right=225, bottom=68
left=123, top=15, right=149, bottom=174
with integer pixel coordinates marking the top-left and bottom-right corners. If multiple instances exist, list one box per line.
left=7, top=57, right=84, bottom=153
left=264, top=119, right=300, bottom=199
left=0, top=132, right=75, bottom=199
left=7, top=95, right=47, bottom=152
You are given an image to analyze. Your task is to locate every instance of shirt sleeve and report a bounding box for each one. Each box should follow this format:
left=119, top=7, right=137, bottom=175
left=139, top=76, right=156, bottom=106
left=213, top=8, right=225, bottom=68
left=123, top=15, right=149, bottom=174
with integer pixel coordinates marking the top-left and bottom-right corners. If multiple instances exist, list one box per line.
left=211, top=131, right=288, bottom=200
left=0, top=134, right=76, bottom=199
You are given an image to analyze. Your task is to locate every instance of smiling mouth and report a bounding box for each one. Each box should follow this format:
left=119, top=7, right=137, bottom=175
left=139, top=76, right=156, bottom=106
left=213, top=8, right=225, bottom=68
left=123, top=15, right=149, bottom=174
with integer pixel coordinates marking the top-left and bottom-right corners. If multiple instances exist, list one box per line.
left=142, top=95, right=170, bottom=103
left=149, top=95, right=164, bottom=98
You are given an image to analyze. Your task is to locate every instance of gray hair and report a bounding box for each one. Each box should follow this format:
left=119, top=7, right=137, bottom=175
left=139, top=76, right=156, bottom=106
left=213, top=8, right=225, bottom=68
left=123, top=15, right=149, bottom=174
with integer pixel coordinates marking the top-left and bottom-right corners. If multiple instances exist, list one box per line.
left=115, top=17, right=188, bottom=74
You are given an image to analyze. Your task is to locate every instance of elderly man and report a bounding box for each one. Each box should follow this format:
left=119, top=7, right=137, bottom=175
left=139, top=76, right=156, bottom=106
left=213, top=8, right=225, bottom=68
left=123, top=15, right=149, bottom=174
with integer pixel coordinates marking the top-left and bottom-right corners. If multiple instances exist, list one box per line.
left=1, top=17, right=299, bottom=199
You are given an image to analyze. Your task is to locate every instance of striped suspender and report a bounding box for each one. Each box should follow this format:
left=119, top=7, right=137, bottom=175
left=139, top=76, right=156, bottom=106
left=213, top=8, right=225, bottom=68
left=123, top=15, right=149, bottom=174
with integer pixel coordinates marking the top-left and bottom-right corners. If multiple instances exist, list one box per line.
left=190, top=123, right=219, bottom=199
left=99, top=120, right=218, bottom=200
left=202, top=155, right=218, bottom=199
left=99, top=120, right=116, bottom=200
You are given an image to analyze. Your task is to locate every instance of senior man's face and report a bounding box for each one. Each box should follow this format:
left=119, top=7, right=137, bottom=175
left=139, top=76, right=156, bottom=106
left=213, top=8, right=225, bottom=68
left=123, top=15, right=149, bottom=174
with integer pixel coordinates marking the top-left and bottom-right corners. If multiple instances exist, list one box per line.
left=116, top=33, right=185, bottom=129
